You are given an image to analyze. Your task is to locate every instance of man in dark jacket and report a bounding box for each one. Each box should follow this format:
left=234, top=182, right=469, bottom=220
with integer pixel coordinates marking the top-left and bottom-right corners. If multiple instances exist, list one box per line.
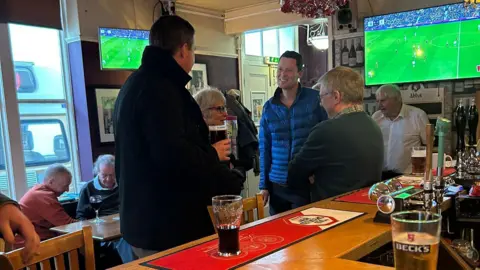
left=259, top=51, right=328, bottom=215
left=288, top=67, right=384, bottom=201
left=113, top=15, right=244, bottom=258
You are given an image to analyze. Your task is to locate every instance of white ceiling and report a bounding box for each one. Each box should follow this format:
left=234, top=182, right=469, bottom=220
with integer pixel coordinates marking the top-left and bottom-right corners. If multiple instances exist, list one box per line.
left=177, top=0, right=274, bottom=12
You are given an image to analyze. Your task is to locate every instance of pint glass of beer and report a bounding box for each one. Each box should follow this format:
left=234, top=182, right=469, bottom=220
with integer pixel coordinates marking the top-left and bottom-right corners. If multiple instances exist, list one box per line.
left=212, top=195, right=243, bottom=257
left=391, top=211, right=441, bottom=270
left=411, top=146, right=427, bottom=175
left=209, top=125, right=227, bottom=145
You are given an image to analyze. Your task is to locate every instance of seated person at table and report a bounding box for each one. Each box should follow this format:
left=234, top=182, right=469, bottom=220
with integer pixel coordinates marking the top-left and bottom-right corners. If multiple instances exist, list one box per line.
left=18, top=164, right=77, bottom=243
left=76, top=154, right=119, bottom=219
left=76, top=154, right=134, bottom=263
left=287, top=67, right=384, bottom=202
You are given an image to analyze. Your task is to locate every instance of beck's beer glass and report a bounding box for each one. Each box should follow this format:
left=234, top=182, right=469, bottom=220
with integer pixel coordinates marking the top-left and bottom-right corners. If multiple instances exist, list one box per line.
left=391, top=211, right=441, bottom=270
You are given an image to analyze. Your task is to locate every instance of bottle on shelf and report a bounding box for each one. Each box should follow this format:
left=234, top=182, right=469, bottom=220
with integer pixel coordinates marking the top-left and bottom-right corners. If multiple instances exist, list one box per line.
left=468, top=98, right=478, bottom=146
left=356, top=38, right=364, bottom=65
left=341, top=40, right=349, bottom=66
left=455, top=98, right=467, bottom=152
left=348, top=40, right=357, bottom=67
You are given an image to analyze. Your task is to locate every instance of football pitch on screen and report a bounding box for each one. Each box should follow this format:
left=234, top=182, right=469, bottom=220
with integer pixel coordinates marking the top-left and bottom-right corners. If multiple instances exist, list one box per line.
left=365, top=19, right=480, bottom=85
left=100, top=36, right=149, bottom=70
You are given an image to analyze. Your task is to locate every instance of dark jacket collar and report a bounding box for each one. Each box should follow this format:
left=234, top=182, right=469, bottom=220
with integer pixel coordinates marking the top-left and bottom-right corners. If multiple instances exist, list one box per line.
left=272, top=83, right=304, bottom=105
left=140, top=46, right=192, bottom=88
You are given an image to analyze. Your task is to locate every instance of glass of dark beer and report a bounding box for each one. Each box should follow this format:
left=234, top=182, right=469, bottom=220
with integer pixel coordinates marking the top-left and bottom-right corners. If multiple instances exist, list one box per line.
left=209, top=125, right=227, bottom=145
left=391, top=211, right=441, bottom=270
left=212, top=195, right=243, bottom=257
left=411, top=146, right=426, bottom=175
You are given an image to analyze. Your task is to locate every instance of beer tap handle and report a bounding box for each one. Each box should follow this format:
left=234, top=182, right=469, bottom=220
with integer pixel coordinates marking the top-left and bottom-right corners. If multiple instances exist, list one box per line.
left=433, top=117, right=451, bottom=213
left=425, top=124, right=433, bottom=183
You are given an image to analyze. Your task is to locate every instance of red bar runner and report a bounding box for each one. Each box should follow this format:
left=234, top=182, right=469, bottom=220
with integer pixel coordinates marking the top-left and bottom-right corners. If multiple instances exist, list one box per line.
left=334, top=187, right=374, bottom=205
left=142, top=208, right=364, bottom=270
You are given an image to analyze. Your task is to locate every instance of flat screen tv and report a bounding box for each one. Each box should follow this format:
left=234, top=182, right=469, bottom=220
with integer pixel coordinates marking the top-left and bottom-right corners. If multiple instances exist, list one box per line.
left=99, top=27, right=149, bottom=70
left=364, top=3, right=480, bottom=86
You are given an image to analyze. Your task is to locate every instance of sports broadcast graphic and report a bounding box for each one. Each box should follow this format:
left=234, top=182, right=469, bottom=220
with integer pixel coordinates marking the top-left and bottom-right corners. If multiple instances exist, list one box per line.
left=99, top=28, right=149, bottom=70
left=364, top=3, right=480, bottom=86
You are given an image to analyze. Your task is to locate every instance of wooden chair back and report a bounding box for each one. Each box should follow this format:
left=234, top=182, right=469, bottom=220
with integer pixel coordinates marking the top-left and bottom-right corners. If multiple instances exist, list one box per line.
left=208, top=194, right=265, bottom=233
left=0, top=226, right=95, bottom=270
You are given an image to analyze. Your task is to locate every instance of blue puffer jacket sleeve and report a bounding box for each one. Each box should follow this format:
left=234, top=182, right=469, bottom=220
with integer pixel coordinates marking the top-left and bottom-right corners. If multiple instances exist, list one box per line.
left=259, top=107, right=271, bottom=190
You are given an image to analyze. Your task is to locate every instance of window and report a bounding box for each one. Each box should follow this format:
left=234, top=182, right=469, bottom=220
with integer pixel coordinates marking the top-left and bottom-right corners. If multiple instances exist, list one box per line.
left=0, top=22, right=80, bottom=199
left=262, top=29, right=278, bottom=57
left=244, top=26, right=297, bottom=57
left=0, top=115, right=11, bottom=197
left=279, top=27, right=295, bottom=53
left=244, top=32, right=262, bottom=56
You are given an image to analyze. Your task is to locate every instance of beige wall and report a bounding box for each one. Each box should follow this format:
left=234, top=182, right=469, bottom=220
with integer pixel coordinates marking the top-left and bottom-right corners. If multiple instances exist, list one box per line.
left=177, top=11, right=236, bottom=55
left=66, top=0, right=236, bottom=55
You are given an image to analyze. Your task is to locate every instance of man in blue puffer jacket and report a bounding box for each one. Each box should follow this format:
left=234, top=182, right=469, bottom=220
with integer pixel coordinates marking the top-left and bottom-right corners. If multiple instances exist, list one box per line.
left=259, top=51, right=328, bottom=215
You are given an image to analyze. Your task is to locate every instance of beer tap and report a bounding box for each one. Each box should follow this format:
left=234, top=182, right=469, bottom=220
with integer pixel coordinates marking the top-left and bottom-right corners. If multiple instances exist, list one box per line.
left=433, top=117, right=451, bottom=214
left=424, top=124, right=434, bottom=211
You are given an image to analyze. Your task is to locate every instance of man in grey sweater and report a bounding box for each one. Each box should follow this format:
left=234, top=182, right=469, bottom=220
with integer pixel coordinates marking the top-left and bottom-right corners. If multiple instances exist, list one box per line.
left=288, top=67, right=384, bottom=202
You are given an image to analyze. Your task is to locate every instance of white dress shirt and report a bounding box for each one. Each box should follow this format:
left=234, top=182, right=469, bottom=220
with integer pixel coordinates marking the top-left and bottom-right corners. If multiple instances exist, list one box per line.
left=372, top=104, right=429, bottom=173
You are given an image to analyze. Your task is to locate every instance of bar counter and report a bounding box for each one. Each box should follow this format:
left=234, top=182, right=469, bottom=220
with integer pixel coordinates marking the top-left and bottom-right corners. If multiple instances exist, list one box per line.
left=113, top=191, right=409, bottom=269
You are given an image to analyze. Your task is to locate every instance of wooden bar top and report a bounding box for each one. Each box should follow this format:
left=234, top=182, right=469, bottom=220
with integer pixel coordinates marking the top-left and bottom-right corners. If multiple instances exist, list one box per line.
left=113, top=196, right=399, bottom=269
left=51, top=213, right=121, bottom=242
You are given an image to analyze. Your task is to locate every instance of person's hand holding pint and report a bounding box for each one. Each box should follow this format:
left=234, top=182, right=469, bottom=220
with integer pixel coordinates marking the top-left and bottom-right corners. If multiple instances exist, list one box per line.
left=213, top=139, right=231, bottom=161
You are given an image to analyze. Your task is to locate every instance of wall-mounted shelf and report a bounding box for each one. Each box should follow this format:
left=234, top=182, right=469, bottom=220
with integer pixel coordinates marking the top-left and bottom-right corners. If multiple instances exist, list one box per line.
left=452, top=87, right=479, bottom=96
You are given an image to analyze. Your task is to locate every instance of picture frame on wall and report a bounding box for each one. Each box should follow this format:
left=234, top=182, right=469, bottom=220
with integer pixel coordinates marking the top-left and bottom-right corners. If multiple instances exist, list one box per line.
left=95, top=88, right=120, bottom=143
left=186, top=63, right=208, bottom=96
left=251, top=92, right=266, bottom=124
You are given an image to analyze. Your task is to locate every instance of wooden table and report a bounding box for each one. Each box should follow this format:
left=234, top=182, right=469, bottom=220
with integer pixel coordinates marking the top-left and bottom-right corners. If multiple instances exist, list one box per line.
left=51, top=214, right=121, bottom=241
left=112, top=195, right=453, bottom=269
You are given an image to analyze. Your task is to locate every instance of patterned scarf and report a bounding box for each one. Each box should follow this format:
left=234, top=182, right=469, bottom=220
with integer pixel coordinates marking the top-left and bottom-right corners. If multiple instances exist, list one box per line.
left=332, top=104, right=364, bottom=119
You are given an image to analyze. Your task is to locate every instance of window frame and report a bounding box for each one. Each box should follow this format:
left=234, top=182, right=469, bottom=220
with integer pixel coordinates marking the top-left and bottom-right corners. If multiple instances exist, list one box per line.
left=0, top=15, right=81, bottom=199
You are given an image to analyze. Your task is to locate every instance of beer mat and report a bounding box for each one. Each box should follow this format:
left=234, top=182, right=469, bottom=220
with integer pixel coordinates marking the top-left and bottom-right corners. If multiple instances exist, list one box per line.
left=141, top=208, right=365, bottom=270
left=333, top=188, right=374, bottom=205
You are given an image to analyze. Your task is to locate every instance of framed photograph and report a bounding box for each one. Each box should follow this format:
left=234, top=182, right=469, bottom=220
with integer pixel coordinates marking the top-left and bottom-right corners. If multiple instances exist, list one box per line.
left=251, top=92, right=266, bottom=124
left=186, top=63, right=208, bottom=95
left=95, top=88, right=120, bottom=143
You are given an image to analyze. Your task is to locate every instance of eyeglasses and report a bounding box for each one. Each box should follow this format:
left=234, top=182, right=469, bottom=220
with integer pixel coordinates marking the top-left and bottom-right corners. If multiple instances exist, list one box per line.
left=319, top=92, right=332, bottom=99
left=208, top=106, right=227, bottom=112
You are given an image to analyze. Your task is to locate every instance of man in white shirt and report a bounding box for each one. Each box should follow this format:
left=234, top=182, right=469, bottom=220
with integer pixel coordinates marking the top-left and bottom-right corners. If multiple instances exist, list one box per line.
left=372, top=84, right=429, bottom=178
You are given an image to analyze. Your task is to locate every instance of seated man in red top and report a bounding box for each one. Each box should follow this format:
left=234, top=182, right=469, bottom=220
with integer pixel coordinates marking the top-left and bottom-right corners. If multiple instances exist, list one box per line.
left=18, top=164, right=77, bottom=242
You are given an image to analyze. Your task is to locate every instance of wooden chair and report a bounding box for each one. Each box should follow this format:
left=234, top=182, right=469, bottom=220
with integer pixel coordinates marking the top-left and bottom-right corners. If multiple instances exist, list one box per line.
left=0, top=226, right=95, bottom=270
left=208, top=194, right=265, bottom=233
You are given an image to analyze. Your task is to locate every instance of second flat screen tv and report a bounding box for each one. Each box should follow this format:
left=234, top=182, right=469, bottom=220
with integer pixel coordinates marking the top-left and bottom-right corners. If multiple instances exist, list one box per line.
left=99, top=27, right=149, bottom=70
left=364, top=3, right=480, bottom=86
